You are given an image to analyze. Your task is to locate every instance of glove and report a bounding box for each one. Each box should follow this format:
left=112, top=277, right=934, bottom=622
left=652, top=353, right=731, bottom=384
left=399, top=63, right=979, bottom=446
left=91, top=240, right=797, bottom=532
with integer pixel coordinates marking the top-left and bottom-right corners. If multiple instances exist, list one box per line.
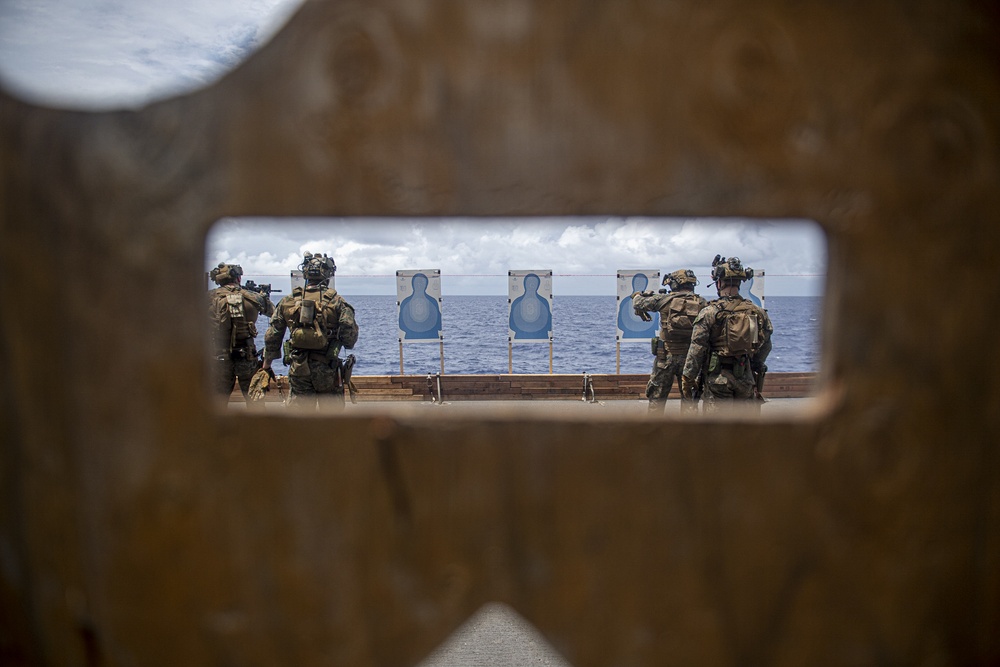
left=680, top=375, right=696, bottom=400
left=248, top=368, right=272, bottom=401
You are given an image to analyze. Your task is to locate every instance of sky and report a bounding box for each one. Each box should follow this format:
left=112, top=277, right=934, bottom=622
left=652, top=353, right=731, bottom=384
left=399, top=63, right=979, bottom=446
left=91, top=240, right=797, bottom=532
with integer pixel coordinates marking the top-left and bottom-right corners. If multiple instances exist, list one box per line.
left=206, top=217, right=827, bottom=297
left=2, top=1, right=827, bottom=297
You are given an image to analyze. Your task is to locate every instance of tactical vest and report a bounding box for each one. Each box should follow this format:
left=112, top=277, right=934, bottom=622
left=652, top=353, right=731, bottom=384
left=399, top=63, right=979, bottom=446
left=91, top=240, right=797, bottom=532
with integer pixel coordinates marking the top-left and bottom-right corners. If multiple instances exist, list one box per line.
left=709, top=298, right=760, bottom=358
left=211, top=285, right=258, bottom=353
left=661, top=292, right=705, bottom=355
left=287, top=287, right=339, bottom=351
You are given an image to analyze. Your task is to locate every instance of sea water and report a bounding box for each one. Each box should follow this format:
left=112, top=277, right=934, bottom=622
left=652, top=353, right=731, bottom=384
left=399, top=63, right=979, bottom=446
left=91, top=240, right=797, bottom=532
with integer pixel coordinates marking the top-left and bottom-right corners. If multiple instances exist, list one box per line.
left=253, top=295, right=821, bottom=376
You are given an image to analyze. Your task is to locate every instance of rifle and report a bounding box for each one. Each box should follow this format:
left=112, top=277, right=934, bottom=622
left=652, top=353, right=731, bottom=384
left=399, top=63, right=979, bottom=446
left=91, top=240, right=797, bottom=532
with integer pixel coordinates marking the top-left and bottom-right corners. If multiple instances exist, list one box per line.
left=691, top=348, right=708, bottom=400
left=751, top=363, right=768, bottom=402
left=338, top=353, right=358, bottom=403
left=243, top=280, right=282, bottom=298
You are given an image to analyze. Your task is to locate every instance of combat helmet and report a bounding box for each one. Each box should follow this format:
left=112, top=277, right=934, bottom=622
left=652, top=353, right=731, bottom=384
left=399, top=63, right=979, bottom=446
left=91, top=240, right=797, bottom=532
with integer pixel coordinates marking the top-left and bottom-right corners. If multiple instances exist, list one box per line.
left=301, top=251, right=337, bottom=284
left=210, top=262, right=243, bottom=285
left=710, top=255, right=753, bottom=284
left=662, top=268, right=699, bottom=291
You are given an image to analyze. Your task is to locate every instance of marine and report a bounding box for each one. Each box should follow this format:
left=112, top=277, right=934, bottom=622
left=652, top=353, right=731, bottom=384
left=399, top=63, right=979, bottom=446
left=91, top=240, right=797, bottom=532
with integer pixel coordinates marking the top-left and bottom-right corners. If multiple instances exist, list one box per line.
left=632, top=269, right=707, bottom=413
left=262, top=251, right=358, bottom=409
left=681, top=255, right=773, bottom=413
left=208, top=262, right=275, bottom=405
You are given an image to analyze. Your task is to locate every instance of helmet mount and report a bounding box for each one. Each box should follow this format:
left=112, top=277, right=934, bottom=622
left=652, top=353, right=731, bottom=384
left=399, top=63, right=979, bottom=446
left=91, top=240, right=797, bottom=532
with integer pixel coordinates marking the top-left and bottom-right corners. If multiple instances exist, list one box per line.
left=710, top=254, right=753, bottom=285
left=662, top=268, right=699, bottom=291
left=209, top=262, right=243, bottom=285
left=301, top=251, right=337, bottom=284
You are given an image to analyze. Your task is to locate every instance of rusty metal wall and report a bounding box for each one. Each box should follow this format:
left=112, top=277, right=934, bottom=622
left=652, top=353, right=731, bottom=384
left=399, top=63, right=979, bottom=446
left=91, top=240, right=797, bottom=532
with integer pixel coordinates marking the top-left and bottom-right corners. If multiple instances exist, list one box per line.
left=1, top=0, right=998, bottom=665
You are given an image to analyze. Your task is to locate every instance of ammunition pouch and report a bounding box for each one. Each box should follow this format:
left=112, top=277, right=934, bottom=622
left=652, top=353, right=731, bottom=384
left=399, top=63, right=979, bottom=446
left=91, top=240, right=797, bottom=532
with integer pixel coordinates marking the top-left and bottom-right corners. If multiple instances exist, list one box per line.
left=290, top=323, right=328, bottom=350
left=228, top=339, right=256, bottom=361
left=710, top=353, right=750, bottom=378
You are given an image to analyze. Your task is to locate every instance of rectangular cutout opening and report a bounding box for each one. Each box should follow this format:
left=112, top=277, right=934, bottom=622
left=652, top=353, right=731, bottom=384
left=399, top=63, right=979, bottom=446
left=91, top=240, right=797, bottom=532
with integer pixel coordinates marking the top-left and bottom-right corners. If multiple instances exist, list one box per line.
left=205, top=217, right=826, bottom=417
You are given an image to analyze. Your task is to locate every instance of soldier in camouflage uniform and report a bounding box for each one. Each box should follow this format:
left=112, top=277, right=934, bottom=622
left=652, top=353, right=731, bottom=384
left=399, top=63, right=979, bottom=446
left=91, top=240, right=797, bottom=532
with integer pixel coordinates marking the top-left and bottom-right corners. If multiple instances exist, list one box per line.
left=632, top=269, right=707, bottom=414
left=263, top=252, right=358, bottom=410
left=682, top=256, right=773, bottom=413
left=208, top=263, right=275, bottom=405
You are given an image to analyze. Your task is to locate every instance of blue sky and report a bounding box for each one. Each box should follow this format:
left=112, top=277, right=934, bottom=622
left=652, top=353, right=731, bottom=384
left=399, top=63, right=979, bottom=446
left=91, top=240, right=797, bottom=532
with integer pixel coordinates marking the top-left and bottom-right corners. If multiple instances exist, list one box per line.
left=1, top=1, right=827, bottom=297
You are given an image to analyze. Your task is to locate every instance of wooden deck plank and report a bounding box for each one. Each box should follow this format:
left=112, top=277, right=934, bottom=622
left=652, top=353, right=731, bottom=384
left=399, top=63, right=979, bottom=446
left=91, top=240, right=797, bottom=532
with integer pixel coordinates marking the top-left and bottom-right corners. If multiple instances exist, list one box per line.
left=231, top=372, right=818, bottom=402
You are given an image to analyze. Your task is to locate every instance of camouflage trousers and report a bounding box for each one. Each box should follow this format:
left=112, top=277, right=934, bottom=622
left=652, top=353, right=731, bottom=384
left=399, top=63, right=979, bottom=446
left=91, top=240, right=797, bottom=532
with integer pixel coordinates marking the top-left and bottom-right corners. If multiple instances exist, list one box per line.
left=288, top=354, right=345, bottom=410
left=646, top=352, right=695, bottom=413
left=215, top=353, right=259, bottom=404
left=702, top=368, right=759, bottom=414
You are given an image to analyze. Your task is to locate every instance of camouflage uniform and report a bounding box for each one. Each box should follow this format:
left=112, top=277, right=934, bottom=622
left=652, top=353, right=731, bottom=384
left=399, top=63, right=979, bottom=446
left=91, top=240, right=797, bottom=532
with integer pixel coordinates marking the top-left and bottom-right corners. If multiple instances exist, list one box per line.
left=208, top=282, right=273, bottom=403
left=264, top=285, right=358, bottom=409
left=632, top=289, right=707, bottom=413
left=682, top=295, right=773, bottom=411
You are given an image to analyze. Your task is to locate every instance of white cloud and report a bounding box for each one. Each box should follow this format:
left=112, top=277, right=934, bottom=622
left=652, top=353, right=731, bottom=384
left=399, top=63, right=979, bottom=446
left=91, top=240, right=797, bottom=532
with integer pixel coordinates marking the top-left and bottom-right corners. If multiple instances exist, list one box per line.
left=0, top=0, right=303, bottom=109
left=206, top=217, right=827, bottom=296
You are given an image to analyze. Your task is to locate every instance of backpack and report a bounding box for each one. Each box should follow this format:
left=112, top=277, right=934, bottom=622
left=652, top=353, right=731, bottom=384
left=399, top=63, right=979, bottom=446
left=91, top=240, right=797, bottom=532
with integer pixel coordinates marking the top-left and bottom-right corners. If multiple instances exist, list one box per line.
left=711, top=299, right=760, bottom=357
left=662, top=293, right=705, bottom=354
left=212, top=286, right=256, bottom=353
left=288, top=288, right=335, bottom=351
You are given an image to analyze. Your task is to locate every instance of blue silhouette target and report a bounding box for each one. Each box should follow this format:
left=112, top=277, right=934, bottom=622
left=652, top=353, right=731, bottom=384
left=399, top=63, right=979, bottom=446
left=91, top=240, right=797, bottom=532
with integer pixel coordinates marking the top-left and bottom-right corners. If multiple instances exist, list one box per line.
left=508, top=270, right=552, bottom=342
left=397, top=270, right=443, bottom=342
left=616, top=270, right=660, bottom=341
left=743, top=270, right=766, bottom=310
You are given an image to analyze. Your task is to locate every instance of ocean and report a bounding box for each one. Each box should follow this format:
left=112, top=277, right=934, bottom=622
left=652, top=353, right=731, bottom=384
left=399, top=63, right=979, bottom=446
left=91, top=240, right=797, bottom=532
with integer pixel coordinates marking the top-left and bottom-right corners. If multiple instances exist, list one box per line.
left=254, top=295, right=821, bottom=377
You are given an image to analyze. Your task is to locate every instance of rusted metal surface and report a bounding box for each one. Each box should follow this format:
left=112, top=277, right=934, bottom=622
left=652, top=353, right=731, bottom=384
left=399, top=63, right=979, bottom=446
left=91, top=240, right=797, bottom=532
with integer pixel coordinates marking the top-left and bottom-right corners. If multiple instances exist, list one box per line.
left=1, top=1, right=998, bottom=665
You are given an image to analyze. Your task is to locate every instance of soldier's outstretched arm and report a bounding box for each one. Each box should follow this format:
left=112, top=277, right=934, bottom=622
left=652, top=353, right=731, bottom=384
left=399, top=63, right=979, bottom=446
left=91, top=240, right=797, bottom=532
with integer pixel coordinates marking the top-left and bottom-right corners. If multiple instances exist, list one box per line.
left=631, top=291, right=663, bottom=314
left=634, top=292, right=668, bottom=322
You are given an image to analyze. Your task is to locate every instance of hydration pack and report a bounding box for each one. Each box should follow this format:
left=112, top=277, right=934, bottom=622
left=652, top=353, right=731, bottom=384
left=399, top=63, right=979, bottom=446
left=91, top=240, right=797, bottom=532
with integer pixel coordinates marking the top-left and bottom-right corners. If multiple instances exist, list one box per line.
left=289, top=289, right=334, bottom=350
left=711, top=299, right=760, bottom=357
left=662, top=293, right=705, bottom=354
left=212, top=286, right=257, bottom=353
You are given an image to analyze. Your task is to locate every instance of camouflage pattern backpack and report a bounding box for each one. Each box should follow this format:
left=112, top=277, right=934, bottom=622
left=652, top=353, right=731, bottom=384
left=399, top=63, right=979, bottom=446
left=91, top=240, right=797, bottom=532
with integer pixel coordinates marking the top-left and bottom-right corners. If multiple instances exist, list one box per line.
left=710, top=298, right=761, bottom=357
left=287, top=288, right=337, bottom=351
left=661, top=292, right=706, bottom=354
left=210, top=285, right=260, bottom=354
